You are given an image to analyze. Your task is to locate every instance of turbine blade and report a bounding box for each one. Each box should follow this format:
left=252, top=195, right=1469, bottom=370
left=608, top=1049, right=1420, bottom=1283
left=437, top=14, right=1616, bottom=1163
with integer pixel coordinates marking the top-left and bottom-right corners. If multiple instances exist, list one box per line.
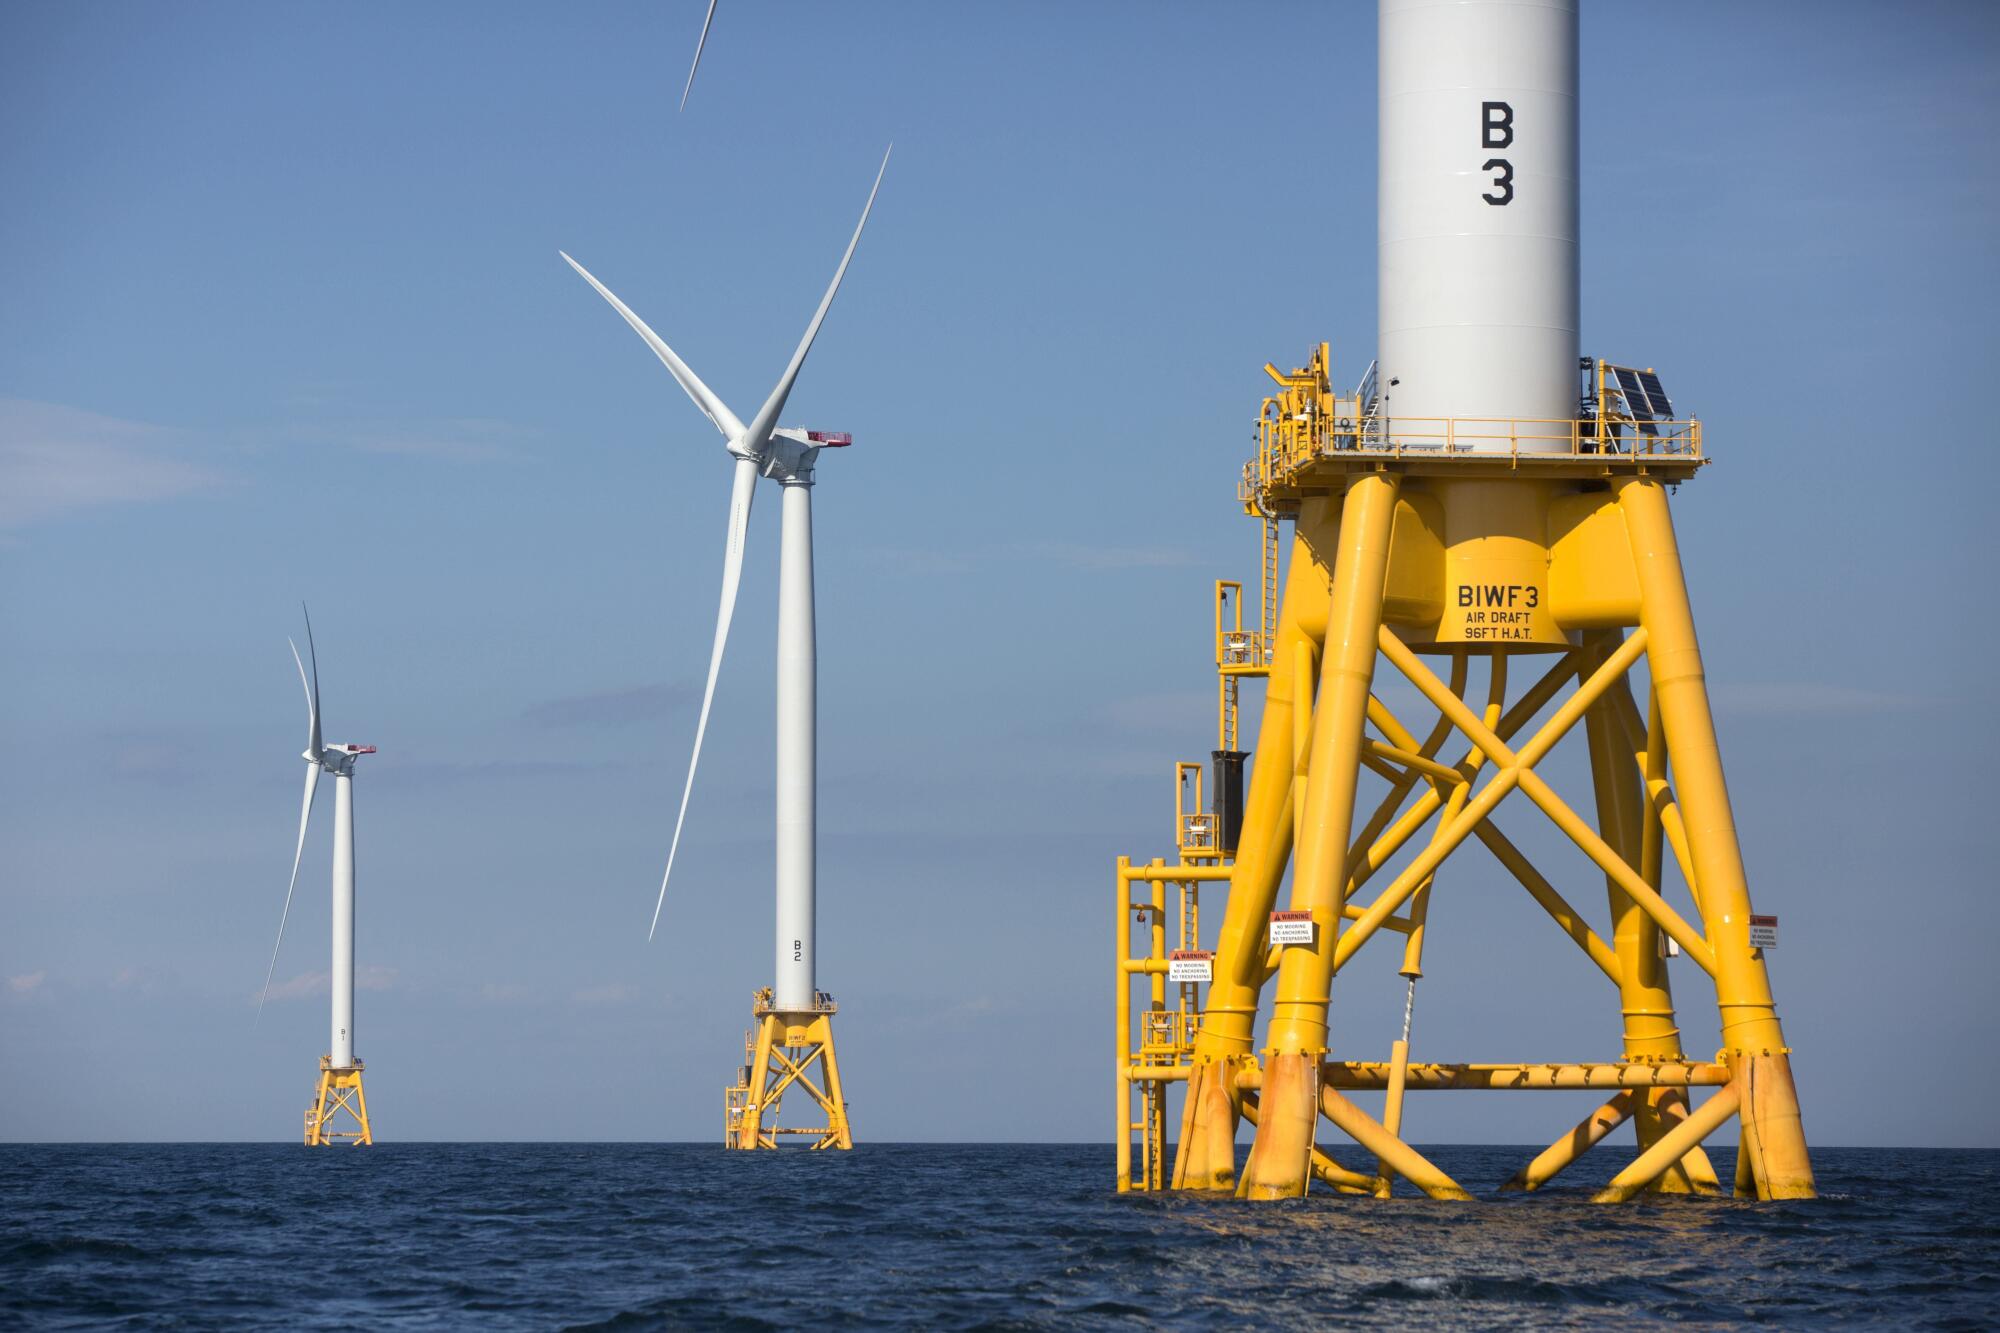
left=650, top=454, right=758, bottom=940
left=741, top=145, right=891, bottom=451
left=560, top=251, right=747, bottom=441
left=291, top=623, right=321, bottom=762
left=681, top=0, right=717, bottom=112
left=257, top=761, right=320, bottom=1025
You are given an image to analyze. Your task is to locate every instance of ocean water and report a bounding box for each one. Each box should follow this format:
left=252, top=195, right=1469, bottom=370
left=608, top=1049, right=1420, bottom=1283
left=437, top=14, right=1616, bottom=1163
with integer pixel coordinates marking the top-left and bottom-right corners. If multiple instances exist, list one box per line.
left=1, top=1144, right=1994, bottom=1329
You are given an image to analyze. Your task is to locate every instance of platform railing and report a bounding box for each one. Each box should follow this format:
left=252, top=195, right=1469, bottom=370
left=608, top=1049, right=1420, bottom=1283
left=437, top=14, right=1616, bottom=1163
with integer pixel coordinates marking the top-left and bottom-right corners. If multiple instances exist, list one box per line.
left=1249, top=413, right=1703, bottom=490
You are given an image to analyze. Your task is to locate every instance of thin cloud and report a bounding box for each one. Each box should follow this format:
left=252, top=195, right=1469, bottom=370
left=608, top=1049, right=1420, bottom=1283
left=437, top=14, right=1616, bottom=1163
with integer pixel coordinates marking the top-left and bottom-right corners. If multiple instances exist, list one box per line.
left=522, top=683, right=693, bottom=729
left=289, top=417, right=530, bottom=463
left=0, top=399, right=234, bottom=528
left=8, top=971, right=47, bottom=995
left=259, top=965, right=397, bottom=1003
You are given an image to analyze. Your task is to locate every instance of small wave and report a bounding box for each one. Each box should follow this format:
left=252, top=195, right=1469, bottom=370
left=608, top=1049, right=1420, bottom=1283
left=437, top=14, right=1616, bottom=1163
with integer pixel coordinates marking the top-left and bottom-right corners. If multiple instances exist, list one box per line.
left=1358, top=1272, right=1599, bottom=1306
left=3, top=1235, right=151, bottom=1265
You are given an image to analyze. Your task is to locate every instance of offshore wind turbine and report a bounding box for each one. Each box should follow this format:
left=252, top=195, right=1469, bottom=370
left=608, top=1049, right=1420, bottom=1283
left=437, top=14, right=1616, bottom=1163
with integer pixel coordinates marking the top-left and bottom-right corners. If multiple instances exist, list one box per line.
left=561, top=146, right=887, bottom=1149
left=259, top=607, right=377, bottom=1146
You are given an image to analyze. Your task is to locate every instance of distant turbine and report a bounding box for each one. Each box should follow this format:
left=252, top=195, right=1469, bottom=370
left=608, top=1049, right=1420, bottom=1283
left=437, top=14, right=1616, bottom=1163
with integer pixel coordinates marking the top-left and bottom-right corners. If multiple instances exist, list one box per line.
left=681, top=0, right=718, bottom=111
left=260, top=605, right=379, bottom=1145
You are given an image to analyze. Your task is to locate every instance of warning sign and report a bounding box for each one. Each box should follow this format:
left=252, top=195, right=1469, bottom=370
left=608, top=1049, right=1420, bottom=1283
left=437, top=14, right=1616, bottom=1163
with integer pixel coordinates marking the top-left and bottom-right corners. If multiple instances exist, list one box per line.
left=1269, top=910, right=1315, bottom=947
left=1748, top=915, right=1778, bottom=949
left=1168, top=950, right=1214, bottom=983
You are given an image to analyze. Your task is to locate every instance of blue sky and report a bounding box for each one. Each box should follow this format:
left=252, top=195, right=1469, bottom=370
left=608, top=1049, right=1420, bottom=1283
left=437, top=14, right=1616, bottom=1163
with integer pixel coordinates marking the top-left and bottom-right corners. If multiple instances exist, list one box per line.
left=2, top=1, right=1994, bottom=1147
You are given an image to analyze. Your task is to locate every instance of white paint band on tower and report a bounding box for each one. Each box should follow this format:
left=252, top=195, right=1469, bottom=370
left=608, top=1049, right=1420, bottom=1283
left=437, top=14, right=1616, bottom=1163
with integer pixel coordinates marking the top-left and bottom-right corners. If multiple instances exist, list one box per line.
left=1378, top=0, right=1579, bottom=449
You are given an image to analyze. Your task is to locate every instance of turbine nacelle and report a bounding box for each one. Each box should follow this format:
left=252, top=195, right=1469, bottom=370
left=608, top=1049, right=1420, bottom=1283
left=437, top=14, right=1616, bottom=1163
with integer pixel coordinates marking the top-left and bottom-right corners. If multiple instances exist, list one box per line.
left=310, top=742, right=377, bottom=774
left=762, top=428, right=852, bottom=486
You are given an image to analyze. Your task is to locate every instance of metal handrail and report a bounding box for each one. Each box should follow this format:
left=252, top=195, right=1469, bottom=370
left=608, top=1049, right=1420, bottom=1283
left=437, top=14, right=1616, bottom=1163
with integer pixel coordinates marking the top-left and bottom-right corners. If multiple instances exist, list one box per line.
left=1251, top=414, right=1701, bottom=480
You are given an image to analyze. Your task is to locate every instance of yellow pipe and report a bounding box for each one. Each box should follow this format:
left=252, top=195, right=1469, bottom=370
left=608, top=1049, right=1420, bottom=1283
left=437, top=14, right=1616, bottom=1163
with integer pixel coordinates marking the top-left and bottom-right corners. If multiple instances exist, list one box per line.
left=1360, top=753, right=1404, bottom=784
left=1514, top=769, right=1718, bottom=974
left=1317, top=1062, right=1730, bottom=1091
left=1614, top=477, right=1813, bottom=1200
left=1313, top=1156, right=1381, bottom=1195
left=1645, top=1083, right=1724, bottom=1195
left=1190, top=515, right=1331, bottom=1056
left=1122, top=865, right=1234, bottom=882
left=1360, top=659, right=1471, bottom=932
left=1363, top=660, right=1483, bottom=1195
left=1318, top=1084, right=1473, bottom=1201
left=1470, top=822, right=1623, bottom=985
left=1584, top=644, right=1718, bottom=1195
left=1636, top=689, right=1670, bottom=927
left=1584, top=651, right=1680, bottom=1056
left=1370, top=685, right=1490, bottom=1194
left=1176, top=510, right=1335, bottom=1191
left=1402, top=653, right=1494, bottom=977
left=1149, top=870, right=1165, bottom=1012
left=1114, top=856, right=1131, bottom=1192
left=1342, top=650, right=1575, bottom=911
left=1244, top=473, right=1401, bottom=1200
left=1330, top=631, right=1647, bottom=974
left=1241, top=1061, right=1719, bottom=1093
left=1606, top=677, right=1701, bottom=904
left=1375, top=1030, right=1412, bottom=1198
left=1593, top=1083, right=1741, bottom=1203
left=1362, top=739, right=1468, bottom=788
left=1500, top=1092, right=1635, bottom=1192
left=1377, top=629, right=1719, bottom=975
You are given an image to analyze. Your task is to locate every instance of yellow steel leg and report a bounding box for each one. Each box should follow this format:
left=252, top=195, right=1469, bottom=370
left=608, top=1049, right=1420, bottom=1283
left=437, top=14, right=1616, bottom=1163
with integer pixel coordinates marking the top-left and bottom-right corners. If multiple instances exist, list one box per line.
left=816, top=1016, right=853, bottom=1150
left=1177, top=508, right=1335, bottom=1191
left=1241, top=473, right=1400, bottom=1200
left=1616, top=477, right=1814, bottom=1199
left=1583, top=647, right=1715, bottom=1194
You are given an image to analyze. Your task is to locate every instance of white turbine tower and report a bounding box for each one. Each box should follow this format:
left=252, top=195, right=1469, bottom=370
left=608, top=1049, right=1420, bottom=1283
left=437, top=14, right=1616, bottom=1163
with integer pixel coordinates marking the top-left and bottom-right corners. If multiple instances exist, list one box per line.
left=259, top=606, right=377, bottom=1146
left=561, top=146, right=887, bottom=1149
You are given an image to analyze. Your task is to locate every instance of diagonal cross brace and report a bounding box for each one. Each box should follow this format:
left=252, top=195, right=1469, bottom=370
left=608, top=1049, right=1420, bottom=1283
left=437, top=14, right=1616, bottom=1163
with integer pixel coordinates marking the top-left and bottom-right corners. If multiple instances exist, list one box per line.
left=1375, top=628, right=1718, bottom=975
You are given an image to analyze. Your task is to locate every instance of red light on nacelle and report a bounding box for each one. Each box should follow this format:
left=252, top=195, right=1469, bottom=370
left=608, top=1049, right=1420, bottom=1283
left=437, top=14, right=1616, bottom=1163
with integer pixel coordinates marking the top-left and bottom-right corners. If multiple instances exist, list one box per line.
left=806, top=431, right=852, bottom=447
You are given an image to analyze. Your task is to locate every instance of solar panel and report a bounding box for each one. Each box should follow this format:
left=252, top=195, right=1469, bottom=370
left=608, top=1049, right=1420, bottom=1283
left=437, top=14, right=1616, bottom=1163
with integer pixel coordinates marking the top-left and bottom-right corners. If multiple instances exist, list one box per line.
left=1636, top=370, right=1674, bottom=419
left=1612, top=367, right=1658, bottom=436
